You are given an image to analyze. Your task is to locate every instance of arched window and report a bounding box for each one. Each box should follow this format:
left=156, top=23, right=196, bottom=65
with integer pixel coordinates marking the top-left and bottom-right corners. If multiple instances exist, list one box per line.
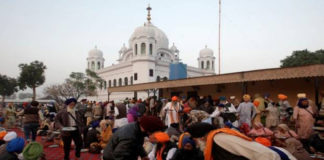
left=113, top=79, right=117, bottom=87
left=88, top=62, right=90, bottom=69
left=163, top=77, right=168, bottom=81
left=97, top=62, right=101, bottom=70
left=124, top=77, right=128, bottom=86
left=104, top=81, right=107, bottom=89
left=135, top=44, right=138, bottom=55
left=108, top=80, right=111, bottom=87
left=207, top=61, right=210, bottom=69
left=149, top=44, right=153, bottom=55
left=91, top=61, right=95, bottom=70
left=212, top=61, right=214, bottom=70
left=130, top=76, right=133, bottom=85
left=156, top=76, right=161, bottom=82
left=141, top=43, right=146, bottom=55
left=119, top=78, right=122, bottom=86
left=201, top=61, right=204, bottom=69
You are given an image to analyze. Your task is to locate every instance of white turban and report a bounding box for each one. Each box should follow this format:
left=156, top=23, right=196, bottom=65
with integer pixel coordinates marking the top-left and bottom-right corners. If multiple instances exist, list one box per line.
left=3, top=131, right=17, bottom=142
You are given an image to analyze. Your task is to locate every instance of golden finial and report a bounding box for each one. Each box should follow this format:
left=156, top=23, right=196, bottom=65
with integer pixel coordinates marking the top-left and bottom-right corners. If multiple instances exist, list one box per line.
left=147, top=4, right=152, bottom=23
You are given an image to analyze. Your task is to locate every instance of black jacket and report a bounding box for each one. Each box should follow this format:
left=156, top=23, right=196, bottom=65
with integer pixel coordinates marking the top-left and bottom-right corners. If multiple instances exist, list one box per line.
left=103, top=122, right=147, bottom=160
left=171, top=148, right=204, bottom=160
left=0, top=151, right=19, bottom=160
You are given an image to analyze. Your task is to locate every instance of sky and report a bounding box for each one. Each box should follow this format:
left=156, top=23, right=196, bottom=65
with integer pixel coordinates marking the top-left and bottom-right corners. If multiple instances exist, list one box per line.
left=0, top=0, right=323, bottom=95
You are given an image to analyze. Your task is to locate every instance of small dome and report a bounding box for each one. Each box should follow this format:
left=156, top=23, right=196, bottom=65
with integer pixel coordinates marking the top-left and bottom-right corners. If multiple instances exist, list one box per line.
left=88, top=46, right=103, bottom=58
left=199, top=45, right=214, bottom=57
left=129, top=23, right=169, bottom=49
left=170, top=43, right=179, bottom=53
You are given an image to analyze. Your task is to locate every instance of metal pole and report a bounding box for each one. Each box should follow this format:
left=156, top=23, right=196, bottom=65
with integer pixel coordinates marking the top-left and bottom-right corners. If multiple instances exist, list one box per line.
left=218, top=0, right=221, bottom=74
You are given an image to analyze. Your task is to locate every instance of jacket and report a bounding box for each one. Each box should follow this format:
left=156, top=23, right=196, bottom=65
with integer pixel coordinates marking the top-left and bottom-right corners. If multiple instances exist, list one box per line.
left=54, top=108, right=85, bottom=136
left=103, top=122, right=147, bottom=160
left=171, top=148, right=204, bottom=160
left=23, top=106, right=39, bottom=124
left=116, top=103, right=127, bottom=119
left=0, top=151, right=18, bottom=160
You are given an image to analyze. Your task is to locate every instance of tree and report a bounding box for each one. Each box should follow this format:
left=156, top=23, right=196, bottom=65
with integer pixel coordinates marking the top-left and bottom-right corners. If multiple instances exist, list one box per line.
left=18, top=60, right=47, bottom=101
left=6, top=94, right=17, bottom=100
left=43, top=69, right=104, bottom=102
left=18, top=92, right=33, bottom=100
left=0, top=74, right=18, bottom=105
left=43, top=83, right=72, bottom=105
left=280, top=49, right=324, bottom=67
left=66, top=69, right=104, bottom=100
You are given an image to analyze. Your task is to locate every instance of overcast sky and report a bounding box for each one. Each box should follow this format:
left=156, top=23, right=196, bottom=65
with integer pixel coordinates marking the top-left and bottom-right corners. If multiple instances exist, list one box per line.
left=0, top=0, right=323, bottom=95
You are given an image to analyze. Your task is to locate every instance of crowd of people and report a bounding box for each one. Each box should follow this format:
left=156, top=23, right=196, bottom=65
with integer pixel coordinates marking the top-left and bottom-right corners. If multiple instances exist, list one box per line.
left=0, top=91, right=324, bottom=160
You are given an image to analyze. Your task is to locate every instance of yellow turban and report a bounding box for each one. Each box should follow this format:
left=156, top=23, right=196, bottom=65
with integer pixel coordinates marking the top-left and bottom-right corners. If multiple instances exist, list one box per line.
left=243, top=94, right=251, bottom=100
left=297, top=93, right=306, bottom=99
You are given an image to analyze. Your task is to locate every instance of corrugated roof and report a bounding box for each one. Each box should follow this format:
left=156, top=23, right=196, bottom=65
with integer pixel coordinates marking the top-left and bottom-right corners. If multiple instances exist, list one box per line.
left=108, top=64, right=324, bottom=93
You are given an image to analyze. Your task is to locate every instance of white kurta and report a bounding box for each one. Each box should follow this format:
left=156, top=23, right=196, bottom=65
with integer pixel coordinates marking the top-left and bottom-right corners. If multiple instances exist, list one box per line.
left=163, top=102, right=180, bottom=127
left=237, top=102, right=256, bottom=127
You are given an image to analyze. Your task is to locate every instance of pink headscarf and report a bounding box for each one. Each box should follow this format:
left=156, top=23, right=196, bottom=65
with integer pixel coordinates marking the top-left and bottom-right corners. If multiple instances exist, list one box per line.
left=248, top=122, right=273, bottom=137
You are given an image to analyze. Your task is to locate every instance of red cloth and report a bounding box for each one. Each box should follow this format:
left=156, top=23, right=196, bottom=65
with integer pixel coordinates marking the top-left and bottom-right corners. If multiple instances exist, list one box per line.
left=139, top=116, right=164, bottom=133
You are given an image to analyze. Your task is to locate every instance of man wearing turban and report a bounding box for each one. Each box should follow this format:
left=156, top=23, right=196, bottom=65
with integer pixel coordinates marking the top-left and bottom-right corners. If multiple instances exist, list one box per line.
left=0, top=137, right=25, bottom=160
left=55, top=98, right=84, bottom=160
left=103, top=116, right=165, bottom=160
left=147, top=131, right=177, bottom=160
left=162, top=96, right=181, bottom=128
left=237, top=94, right=257, bottom=127
left=278, top=94, right=292, bottom=124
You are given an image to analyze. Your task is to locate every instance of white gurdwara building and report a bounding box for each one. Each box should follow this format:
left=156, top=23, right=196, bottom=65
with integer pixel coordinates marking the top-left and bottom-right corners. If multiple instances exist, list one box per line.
left=87, top=5, right=215, bottom=101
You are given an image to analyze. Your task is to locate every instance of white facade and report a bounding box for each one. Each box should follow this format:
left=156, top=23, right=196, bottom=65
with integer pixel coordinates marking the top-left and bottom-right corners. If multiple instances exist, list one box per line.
left=87, top=6, right=215, bottom=101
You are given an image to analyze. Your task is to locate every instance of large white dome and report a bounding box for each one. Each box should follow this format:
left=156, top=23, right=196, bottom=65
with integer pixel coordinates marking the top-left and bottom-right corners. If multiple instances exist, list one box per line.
left=129, top=22, right=169, bottom=49
left=88, top=46, right=103, bottom=58
left=199, top=46, right=214, bottom=57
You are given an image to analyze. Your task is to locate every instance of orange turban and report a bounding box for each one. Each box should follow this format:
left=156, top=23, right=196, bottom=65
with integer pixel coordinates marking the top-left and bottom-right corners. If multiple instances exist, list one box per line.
left=171, top=96, right=178, bottom=101
left=153, top=132, right=170, bottom=143
left=253, top=100, right=260, bottom=107
left=255, top=137, right=271, bottom=147
left=0, top=131, right=7, bottom=140
left=278, top=94, right=287, bottom=100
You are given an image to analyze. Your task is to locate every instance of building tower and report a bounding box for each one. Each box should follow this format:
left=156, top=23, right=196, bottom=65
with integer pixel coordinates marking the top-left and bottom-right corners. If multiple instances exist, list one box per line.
left=198, top=45, right=216, bottom=71
left=87, top=46, right=105, bottom=71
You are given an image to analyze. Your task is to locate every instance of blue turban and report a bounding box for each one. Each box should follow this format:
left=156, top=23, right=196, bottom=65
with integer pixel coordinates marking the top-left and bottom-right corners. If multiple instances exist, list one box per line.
left=182, top=137, right=196, bottom=148
left=218, top=103, right=225, bottom=107
left=65, top=98, right=77, bottom=105
left=297, top=98, right=308, bottom=108
left=91, top=120, right=100, bottom=128
left=225, top=122, right=233, bottom=128
left=7, top=137, right=25, bottom=153
left=219, top=96, right=226, bottom=101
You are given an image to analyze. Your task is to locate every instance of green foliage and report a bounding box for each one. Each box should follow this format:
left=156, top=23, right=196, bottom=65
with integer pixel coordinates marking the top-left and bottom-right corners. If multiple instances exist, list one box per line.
left=18, top=60, right=47, bottom=100
left=67, top=69, right=104, bottom=99
left=44, top=69, right=104, bottom=102
left=0, top=74, right=18, bottom=97
left=0, top=74, right=18, bottom=103
left=280, top=49, right=324, bottom=67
